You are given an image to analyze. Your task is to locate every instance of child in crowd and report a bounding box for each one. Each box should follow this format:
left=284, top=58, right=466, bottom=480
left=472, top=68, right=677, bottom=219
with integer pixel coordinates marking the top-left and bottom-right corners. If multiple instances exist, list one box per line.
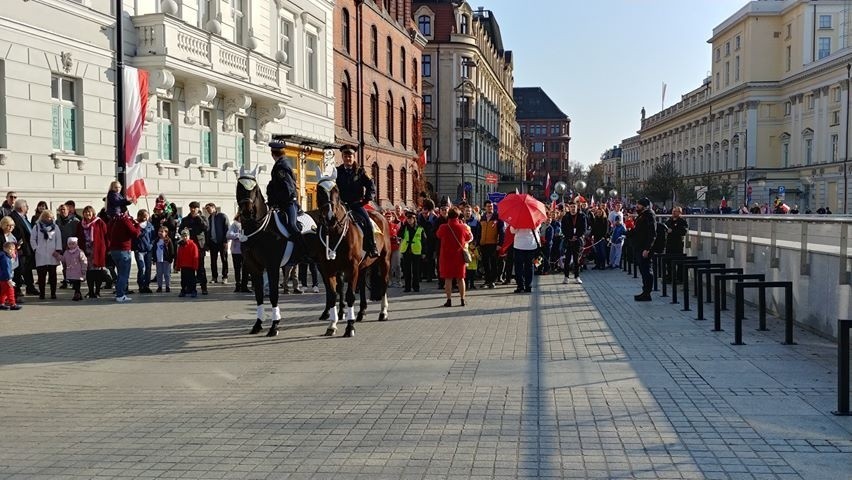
left=133, top=209, right=155, bottom=294
left=154, top=226, right=175, bottom=293
left=609, top=218, right=626, bottom=269
left=106, top=180, right=132, bottom=218
left=61, top=237, right=87, bottom=301
left=175, top=229, right=198, bottom=298
left=0, top=241, right=21, bottom=310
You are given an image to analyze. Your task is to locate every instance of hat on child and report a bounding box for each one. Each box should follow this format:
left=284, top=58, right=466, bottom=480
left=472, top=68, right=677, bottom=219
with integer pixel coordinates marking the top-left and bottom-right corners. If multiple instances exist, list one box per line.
left=67, top=237, right=78, bottom=246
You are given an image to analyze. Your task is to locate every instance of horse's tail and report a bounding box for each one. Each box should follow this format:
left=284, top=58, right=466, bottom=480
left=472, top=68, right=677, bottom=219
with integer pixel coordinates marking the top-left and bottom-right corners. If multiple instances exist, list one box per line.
left=367, top=263, right=386, bottom=301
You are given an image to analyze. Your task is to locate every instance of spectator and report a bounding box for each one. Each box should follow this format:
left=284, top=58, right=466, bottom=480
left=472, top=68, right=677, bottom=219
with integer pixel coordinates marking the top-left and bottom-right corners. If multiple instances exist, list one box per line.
left=478, top=200, right=503, bottom=289
left=1, top=191, right=17, bottom=218
left=510, top=223, right=541, bottom=294
left=30, top=201, right=48, bottom=227
left=226, top=212, right=249, bottom=293
left=56, top=203, right=80, bottom=289
left=153, top=226, right=175, bottom=293
left=609, top=217, right=626, bottom=269
left=106, top=180, right=132, bottom=219
left=64, top=200, right=82, bottom=221
left=205, top=202, right=230, bottom=284
left=399, top=210, right=425, bottom=293
left=0, top=241, right=21, bottom=310
left=30, top=210, right=63, bottom=300
left=175, top=229, right=199, bottom=298
left=179, top=202, right=209, bottom=295
left=107, top=212, right=142, bottom=303
left=0, top=217, right=19, bottom=279
left=590, top=208, right=608, bottom=270
left=10, top=199, right=37, bottom=297
left=133, top=209, right=155, bottom=294
left=385, top=209, right=401, bottom=288
left=77, top=205, right=109, bottom=299
left=560, top=202, right=587, bottom=285
left=61, top=237, right=87, bottom=301
left=435, top=207, right=472, bottom=307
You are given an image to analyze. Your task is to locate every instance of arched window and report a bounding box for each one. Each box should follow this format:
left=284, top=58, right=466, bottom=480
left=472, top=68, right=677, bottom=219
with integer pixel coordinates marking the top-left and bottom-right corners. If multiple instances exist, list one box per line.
left=400, top=98, right=407, bottom=148
left=400, top=167, right=408, bottom=203
left=372, top=162, right=381, bottom=201
left=370, top=84, right=379, bottom=139
left=342, top=9, right=350, bottom=53
left=387, top=92, right=394, bottom=144
left=412, top=170, right=419, bottom=199
left=342, top=72, right=352, bottom=134
left=400, top=47, right=406, bottom=82
left=412, top=57, right=418, bottom=89
left=418, top=15, right=431, bottom=36
left=460, top=14, right=469, bottom=34
left=387, top=37, right=393, bottom=76
left=387, top=165, right=395, bottom=203
left=370, top=26, right=378, bottom=65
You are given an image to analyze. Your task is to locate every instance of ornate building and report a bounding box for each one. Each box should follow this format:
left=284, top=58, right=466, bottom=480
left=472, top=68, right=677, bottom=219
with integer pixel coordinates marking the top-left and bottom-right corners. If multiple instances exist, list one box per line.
left=413, top=0, right=523, bottom=204
left=600, top=145, right=621, bottom=193
left=514, top=87, right=571, bottom=195
left=638, top=0, right=852, bottom=212
left=0, top=0, right=335, bottom=212
left=333, top=0, right=426, bottom=208
left=620, top=134, right=641, bottom=199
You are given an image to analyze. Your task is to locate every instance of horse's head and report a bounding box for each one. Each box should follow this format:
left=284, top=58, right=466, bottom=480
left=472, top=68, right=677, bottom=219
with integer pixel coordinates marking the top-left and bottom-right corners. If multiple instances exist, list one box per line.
left=315, top=167, right=345, bottom=224
left=236, top=165, right=267, bottom=222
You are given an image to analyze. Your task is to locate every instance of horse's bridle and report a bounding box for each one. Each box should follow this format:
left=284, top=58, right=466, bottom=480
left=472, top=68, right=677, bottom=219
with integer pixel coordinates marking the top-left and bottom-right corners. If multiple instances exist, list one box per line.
left=237, top=175, right=271, bottom=240
left=316, top=180, right=352, bottom=260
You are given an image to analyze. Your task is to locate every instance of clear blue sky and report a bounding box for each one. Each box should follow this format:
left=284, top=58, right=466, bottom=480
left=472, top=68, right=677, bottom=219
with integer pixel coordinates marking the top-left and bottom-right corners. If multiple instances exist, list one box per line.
left=485, top=0, right=748, bottom=166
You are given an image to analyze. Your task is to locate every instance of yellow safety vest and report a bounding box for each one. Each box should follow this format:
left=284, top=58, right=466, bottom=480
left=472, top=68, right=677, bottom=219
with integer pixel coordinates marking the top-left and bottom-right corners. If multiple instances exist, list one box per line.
left=400, top=226, right=424, bottom=255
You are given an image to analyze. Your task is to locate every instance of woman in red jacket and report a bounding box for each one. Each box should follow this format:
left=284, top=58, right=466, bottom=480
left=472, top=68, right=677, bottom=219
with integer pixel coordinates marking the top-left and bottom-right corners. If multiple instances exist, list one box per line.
left=76, top=205, right=108, bottom=299
left=435, top=207, right=473, bottom=307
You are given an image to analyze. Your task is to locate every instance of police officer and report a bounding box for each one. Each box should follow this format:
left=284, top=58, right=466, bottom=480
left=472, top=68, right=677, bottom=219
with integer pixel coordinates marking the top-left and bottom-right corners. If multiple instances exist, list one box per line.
left=265, top=139, right=301, bottom=241
left=337, top=145, right=378, bottom=257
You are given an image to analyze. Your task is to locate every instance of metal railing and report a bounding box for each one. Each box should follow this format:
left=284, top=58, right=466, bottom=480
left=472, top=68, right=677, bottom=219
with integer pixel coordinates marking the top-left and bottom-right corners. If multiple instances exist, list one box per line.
left=656, top=214, right=852, bottom=285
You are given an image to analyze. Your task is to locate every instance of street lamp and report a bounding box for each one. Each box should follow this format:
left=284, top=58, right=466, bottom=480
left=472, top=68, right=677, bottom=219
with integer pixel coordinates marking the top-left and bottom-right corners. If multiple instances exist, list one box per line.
left=845, top=63, right=850, bottom=214
left=735, top=130, right=748, bottom=207
left=454, top=58, right=478, bottom=203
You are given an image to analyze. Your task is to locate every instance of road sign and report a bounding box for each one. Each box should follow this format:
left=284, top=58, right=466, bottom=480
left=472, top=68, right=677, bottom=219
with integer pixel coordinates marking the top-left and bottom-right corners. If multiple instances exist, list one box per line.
left=778, top=185, right=785, bottom=199
left=695, top=185, right=708, bottom=201
left=485, top=173, right=498, bottom=185
left=550, top=193, right=559, bottom=201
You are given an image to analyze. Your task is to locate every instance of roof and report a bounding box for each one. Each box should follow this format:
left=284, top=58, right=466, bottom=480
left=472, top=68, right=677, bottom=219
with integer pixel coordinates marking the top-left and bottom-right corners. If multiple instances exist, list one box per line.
left=513, top=87, right=568, bottom=120
left=474, top=9, right=504, bottom=53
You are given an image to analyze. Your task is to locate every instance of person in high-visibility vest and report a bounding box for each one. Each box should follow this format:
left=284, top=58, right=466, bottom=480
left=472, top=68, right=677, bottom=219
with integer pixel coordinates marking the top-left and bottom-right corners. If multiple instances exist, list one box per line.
left=399, top=211, right=425, bottom=292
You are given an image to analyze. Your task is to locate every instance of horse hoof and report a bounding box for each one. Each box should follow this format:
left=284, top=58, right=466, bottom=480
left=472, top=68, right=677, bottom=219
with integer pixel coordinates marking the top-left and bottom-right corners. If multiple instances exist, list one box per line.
left=249, top=319, right=263, bottom=334
left=319, top=311, right=330, bottom=321
left=378, top=313, right=387, bottom=322
left=343, top=327, right=354, bottom=338
left=324, top=328, right=336, bottom=336
left=355, top=314, right=364, bottom=323
left=266, top=328, right=279, bottom=337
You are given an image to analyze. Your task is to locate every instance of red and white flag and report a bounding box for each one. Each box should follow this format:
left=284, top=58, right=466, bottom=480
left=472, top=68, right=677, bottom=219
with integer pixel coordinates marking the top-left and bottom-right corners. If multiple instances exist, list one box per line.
left=417, top=148, right=428, bottom=168
left=123, top=66, right=149, bottom=201
left=543, top=172, right=551, bottom=198
left=590, top=195, right=596, bottom=207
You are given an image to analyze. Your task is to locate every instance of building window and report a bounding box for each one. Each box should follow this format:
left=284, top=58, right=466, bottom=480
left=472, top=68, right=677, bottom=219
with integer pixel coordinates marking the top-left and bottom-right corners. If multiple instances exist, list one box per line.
left=232, top=0, right=246, bottom=44
left=342, top=73, right=352, bottom=134
left=342, top=8, right=350, bottom=53
left=400, top=167, right=408, bottom=203
left=418, top=15, right=431, bottom=36
left=734, top=147, right=739, bottom=168
left=532, top=142, right=544, bottom=153
left=412, top=58, right=418, bottom=89
left=735, top=35, right=741, bottom=50
left=807, top=95, right=814, bottom=110
left=786, top=23, right=792, bottom=39
left=386, top=92, right=394, bottom=144
left=723, top=148, right=729, bottom=170
left=400, top=47, right=406, bottom=81
left=200, top=108, right=214, bottom=165
left=0, top=61, right=5, bottom=148
left=819, top=14, right=832, bottom=29
left=279, top=17, right=294, bottom=79
left=832, top=110, right=840, bottom=126
left=50, top=75, right=78, bottom=153
left=235, top=116, right=248, bottom=167
left=157, top=100, right=174, bottom=162
left=370, top=86, right=379, bottom=139
left=550, top=125, right=560, bottom=136
left=784, top=102, right=792, bottom=116
left=386, top=165, right=395, bottom=203
left=724, top=62, right=730, bottom=86
left=461, top=57, right=471, bottom=79
left=714, top=48, right=720, bottom=62
left=832, top=134, right=839, bottom=162
left=460, top=14, right=468, bottom=34
left=387, top=37, right=393, bottom=76
left=370, top=26, right=378, bottom=65
left=422, top=54, right=431, bottom=77
left=818, top=37, right=831, bottom=59
left=734, top=56, right=740, bottom=81
left=306, top=32, right=318, bottom=91
left=782, top=142, right=789, bottom=167
left=424, top=137, right=432, bottom=163
left=805, top=138, right=813, bottom=165
left=423, top=94, right=432, bottom=119
left=198, top=0, right=210, bottom=29
left=786, top=45, right=791, bottom=72
left=400, top=98, right=407, bottom=148
left=372, top=162, right=380, bottom=200
left=834, top=88, right=842, bottom=102
left=460, top=138, right=471, bottom=163
left=725, top=41, right=730, bottom=56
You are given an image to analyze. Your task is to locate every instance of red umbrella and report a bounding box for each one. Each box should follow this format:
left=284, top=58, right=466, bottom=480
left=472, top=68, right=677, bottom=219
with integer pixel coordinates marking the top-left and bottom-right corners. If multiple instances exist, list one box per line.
left=498, top=193, right=547, bottom=229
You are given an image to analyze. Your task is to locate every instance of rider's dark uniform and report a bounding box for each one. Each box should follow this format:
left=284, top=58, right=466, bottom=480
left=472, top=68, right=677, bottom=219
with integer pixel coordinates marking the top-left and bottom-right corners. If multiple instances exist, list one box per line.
left=265, top=141, right=301, bottom=240
left=336, top=148, right=378, bottom=257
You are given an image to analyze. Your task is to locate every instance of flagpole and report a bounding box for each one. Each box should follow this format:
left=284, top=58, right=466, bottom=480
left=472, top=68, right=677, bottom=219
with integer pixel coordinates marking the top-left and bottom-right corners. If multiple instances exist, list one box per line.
left=114, top=0, right=126, bottom=194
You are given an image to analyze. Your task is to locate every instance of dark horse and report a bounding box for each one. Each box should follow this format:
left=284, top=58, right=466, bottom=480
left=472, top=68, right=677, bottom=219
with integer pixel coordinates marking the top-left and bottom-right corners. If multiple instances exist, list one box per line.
left=309, top=171, right=391, bottom=337
left=236, top=167, right=288, bottom=337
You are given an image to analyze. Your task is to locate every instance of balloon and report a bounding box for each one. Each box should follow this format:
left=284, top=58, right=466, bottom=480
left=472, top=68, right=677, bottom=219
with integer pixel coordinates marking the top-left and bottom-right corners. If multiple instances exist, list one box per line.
left=595, top=188, right=606, bottom=197
left=609, top=189, right=618, bottom=198
left=574, top=180, right=587, bottom=191
left=554, top=181, right=568, bottom=195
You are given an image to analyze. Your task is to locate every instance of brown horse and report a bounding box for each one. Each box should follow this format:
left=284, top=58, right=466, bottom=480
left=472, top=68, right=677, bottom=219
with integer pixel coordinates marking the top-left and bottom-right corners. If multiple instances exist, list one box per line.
left=308, top=172, right=391, bottom=337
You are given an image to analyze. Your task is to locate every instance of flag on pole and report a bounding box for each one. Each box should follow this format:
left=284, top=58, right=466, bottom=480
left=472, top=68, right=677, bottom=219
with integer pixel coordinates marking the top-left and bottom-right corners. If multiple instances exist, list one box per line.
left=661, top=82, right=667, bottom=110
left=590, top=195, right=596, bottom=207
left=417, top=148, right=428, bottom=168
left=720, top=196, right=728, bottom=211
left=123, top=66, right=149, bottom=201
left=543, top=172, right=552, bottom=199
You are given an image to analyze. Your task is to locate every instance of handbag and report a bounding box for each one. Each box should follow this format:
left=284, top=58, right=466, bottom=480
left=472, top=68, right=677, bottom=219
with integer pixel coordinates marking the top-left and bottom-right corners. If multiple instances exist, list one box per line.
left=448, top=224, right=472, bottom=265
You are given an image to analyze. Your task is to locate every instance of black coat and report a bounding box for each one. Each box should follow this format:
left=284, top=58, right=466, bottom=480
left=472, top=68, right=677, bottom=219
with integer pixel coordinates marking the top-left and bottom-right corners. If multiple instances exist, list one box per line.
left=336, top=165, right=375, bottom=206
left=664, top=217, right=688, bottom=253
left=179, top=214, right=209, bottom=250
left=267, top=157, right=298, bottom=209
left=561, top=213, right=587, bottom=241
left=653, top=223, right=667, bottom=254
left=632, top=209, right=657, bottom=253
left=10, top=210, right=33, bottom=258
left=590, top=216, right=608, bottom=240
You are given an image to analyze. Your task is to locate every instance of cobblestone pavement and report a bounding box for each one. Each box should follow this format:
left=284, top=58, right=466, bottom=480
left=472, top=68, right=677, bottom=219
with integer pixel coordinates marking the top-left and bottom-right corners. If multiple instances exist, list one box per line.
left=0, top=269, right=850, bottom=479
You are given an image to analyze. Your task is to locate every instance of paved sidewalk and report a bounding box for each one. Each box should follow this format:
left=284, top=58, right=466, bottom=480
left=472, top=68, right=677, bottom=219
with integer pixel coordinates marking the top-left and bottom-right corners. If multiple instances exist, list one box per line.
left=0, top=269, right=849, bottom=479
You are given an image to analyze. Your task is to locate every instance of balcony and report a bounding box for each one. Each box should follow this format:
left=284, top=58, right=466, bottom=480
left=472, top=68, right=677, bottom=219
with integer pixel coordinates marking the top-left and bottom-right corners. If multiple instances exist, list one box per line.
left=455, top=118, right=477, bottom=128
left=132, top=13, right=290, bottom=103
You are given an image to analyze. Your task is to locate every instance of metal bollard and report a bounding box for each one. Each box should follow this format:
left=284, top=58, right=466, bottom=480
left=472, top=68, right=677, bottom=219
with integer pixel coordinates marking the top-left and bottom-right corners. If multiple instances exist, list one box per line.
left=713, top=274, right=765, bottom=332
left=670, top=257, right=700, bottom=305
left=833, top=319, right=852, bottom=416
left=658, top=254, right=687, bottom=298
left=696, top=268, right=743, bottom=320
left=733, top=281, right=795, bottom=346
left=682, top=262, right=724, bottom=312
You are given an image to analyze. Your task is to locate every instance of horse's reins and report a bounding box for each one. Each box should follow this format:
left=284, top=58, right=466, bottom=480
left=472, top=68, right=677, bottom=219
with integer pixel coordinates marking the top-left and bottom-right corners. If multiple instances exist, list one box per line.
left=318, top=202, right=350, bottom=261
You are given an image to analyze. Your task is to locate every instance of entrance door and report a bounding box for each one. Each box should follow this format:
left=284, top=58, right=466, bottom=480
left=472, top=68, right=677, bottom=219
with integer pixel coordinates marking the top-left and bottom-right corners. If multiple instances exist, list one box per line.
left=827, top=181, right=838, bottom=211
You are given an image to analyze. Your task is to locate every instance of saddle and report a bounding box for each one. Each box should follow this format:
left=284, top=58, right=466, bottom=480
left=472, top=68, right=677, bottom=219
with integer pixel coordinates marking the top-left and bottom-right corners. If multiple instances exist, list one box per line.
left=272, top=209, right=316, bottom=239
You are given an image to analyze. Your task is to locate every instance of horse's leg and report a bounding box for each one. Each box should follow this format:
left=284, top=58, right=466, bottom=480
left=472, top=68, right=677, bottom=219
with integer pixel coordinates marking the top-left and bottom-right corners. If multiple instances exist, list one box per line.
left=379, top=293, right=389, bottom=322
left=377, top=258, right=391, bottom=322
left=249, top=270, right=264, bottom=334
left=356, top=275, right=367, bottom=322
left=337, top=272, right=345, bottom=320
left=343, top=273, right=358, bottom=337
left=319, top=272, right=332, bottom=321
left=266, top=261, right=281, bottom=337
left=324, top=274, right=339, bottom=336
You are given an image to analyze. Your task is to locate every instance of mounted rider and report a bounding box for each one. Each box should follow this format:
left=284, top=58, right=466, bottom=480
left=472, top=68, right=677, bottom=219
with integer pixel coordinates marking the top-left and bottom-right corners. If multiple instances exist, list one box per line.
left=337, top=145, right=379, bottom=258
left=265, top=138, right=303, bottom=247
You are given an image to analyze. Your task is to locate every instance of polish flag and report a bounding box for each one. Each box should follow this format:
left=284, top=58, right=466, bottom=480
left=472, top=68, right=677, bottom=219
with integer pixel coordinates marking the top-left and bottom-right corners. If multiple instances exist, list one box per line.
left=123, top=66, right=149, bottom=201
left=590, top=195, right=596, bottom=207
left=543, top=172, right=551, bottom=198
left=417, top=148, right=428, bottom=168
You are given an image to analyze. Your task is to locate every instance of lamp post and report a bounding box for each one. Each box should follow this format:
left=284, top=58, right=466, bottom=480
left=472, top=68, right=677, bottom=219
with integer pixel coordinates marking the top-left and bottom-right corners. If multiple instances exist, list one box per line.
left=736, top=129, right=748, bottom=207
left=454, top=59, right=477, bottom=203
left=845, top=63, right=850, bottom=214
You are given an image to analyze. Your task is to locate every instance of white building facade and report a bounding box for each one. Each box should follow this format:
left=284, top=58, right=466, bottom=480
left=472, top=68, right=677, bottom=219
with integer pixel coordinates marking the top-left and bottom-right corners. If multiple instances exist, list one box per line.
left=0, top=0, right=335, bottom=214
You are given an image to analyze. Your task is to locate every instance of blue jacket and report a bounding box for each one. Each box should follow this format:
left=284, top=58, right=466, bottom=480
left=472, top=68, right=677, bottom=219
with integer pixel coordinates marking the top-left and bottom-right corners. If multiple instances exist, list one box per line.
left=336, top=164, right=375, bottom=206
left=133, top=222, right=156, bottom=253
left=465, top=217, right=481, bottom=246
left=0, top=254, right=13, bottom=281
left=611, top=224, right=626, bottom=245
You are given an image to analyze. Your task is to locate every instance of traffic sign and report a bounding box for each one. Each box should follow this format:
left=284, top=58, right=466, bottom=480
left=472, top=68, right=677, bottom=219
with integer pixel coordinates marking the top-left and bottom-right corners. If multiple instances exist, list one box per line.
left=778, top=185, right=785, bottom=198
left=485, top=173, right=498, bottom=185
left=550, top=193, right=559, bottom=201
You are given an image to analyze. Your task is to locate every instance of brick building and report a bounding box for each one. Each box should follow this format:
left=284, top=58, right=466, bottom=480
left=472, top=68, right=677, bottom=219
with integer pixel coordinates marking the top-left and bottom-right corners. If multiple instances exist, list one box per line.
left=333, top=0, right=427, bottom=208
left=514, top=87, right=571, bottom=192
